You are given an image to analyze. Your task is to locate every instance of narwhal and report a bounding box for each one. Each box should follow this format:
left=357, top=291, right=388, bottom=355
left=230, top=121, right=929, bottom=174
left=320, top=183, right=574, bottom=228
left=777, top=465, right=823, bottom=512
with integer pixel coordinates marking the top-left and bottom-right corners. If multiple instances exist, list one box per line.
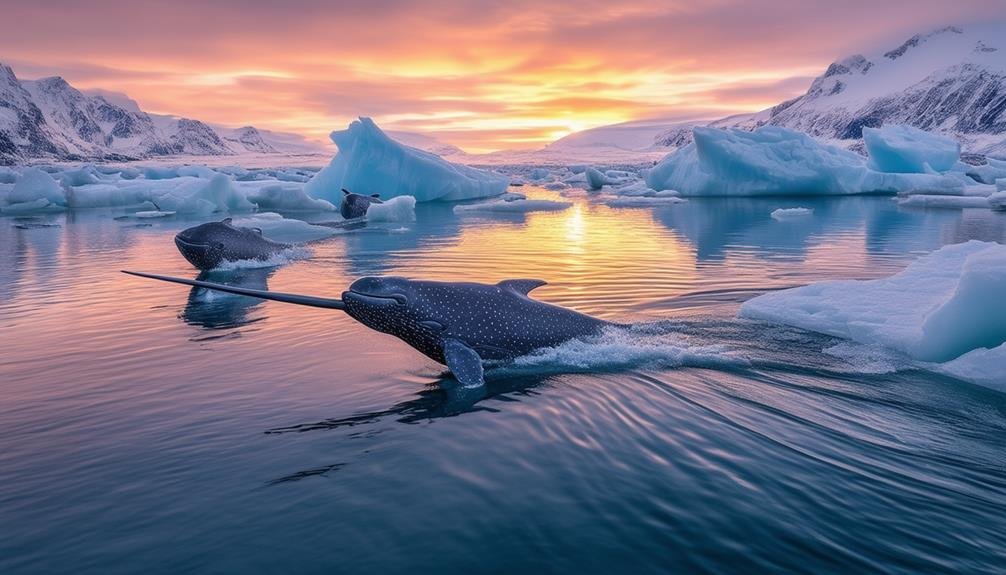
left=122, top=271, right=613, bottom=387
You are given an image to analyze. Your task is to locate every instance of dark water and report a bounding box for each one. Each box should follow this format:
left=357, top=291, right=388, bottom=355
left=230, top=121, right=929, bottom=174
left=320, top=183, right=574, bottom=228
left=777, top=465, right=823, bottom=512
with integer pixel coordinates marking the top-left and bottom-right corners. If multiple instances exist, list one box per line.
left=2, top=191, right=1005, bottom=574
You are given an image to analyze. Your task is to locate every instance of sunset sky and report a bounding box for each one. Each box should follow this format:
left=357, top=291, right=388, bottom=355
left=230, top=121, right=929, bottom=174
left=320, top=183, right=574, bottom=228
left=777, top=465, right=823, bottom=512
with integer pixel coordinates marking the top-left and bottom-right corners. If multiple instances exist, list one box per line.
left=2, top=0, right=1003, bottom=152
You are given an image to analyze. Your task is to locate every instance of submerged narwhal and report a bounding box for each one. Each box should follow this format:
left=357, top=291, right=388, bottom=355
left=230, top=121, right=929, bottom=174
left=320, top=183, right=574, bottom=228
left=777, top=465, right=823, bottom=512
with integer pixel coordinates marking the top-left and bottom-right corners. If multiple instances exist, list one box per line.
left=123, top=271, right=614, bottom=387
left=340, top=188, right=383, bottom=219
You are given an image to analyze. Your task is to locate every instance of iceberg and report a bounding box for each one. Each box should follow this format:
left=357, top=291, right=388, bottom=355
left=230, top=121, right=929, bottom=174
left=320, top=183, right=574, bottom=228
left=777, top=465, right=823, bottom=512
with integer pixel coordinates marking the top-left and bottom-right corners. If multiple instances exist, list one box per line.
left=740, top=241, right=1006, bottom=390
left=365, top=195, right=416, bottom=222
left=304, top=117, right=507, bottom=204
left=646, top=126, right=965, bottom=197
left=247, top=184, right=335, bottom=212
left=8, top=168, right=66, bottom=207
left=863, top=124, right=960, bottom=173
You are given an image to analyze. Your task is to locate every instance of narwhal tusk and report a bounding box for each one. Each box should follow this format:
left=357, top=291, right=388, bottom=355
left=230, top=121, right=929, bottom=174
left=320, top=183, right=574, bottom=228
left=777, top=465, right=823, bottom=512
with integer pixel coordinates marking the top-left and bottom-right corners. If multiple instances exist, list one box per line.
left=121, top=270, right=346, bottom=310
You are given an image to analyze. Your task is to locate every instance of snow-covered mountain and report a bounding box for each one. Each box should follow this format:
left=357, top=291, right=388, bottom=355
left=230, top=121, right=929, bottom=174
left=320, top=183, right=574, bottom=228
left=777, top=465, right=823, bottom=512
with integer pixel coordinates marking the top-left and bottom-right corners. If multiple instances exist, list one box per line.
left=654, top=23, right=1006, bottom=156
left=0, top=63, right=325, bottom=164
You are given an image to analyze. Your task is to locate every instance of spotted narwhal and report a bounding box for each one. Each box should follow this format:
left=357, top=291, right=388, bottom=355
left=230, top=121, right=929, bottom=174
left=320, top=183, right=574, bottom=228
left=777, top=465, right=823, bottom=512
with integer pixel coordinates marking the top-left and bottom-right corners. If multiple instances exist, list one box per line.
left=122, top=271, right=614, bottom=387
left=340, top=188, right=383, bottom=219
left=174, top=218, right=291, bottom=270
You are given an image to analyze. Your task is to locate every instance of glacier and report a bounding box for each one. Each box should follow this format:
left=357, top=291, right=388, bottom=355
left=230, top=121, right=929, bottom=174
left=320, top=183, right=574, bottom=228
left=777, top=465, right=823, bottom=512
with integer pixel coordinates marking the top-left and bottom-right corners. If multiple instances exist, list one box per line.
left=740, top=241, right=1006, bottom=391
left=304, top=117, right=508, bottom=204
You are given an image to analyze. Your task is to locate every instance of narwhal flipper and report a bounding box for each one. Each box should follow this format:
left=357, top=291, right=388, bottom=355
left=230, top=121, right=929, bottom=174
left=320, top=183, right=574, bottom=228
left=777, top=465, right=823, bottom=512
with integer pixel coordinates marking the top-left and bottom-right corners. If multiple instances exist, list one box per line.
left=121, top=270, right=346, bottom=310
left=442, top=338, right=485, bottom=388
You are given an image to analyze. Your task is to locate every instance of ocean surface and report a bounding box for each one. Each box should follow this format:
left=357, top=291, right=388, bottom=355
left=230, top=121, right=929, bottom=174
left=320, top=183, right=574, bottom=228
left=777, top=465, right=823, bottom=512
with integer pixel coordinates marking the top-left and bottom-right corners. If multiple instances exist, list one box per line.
left=2, top=188, right=1005, bottom=574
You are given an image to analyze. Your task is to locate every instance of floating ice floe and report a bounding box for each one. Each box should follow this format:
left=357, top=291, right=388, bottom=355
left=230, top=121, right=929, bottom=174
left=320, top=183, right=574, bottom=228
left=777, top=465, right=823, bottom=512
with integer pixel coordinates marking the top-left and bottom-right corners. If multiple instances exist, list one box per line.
left=646, top=126, right=968, bottom=197
left=863, top=124, right=960, bottom=173
left=453, top=198, right=573, bottom=213
left=740, top=241, right=1006, bottom=391
left=366, top=195, right=416, bottom=222
left=304, top=117, right=508, bottom=204
left=230, top=212, right=337, bottom=244
left=771, top=207, right=813, bottom=219
left=246, top=184, right=336, bottom=212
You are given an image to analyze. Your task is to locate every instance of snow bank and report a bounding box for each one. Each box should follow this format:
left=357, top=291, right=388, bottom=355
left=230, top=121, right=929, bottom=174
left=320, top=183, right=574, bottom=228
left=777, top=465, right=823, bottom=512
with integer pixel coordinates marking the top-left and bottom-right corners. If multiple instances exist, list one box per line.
left=247, top=184, right=335, bottom=212
left=771, top=207, right=813, bottom=219
left=366, top=195, right=416, bottom=222
left=453, top=198, right=572, bottom=213
left=740, top=241, right=1006, bottom=390
left=646, top=126, right=965, bottom=196
left=304, top=117, right=508, bottom=203
left=863, top=124, right=960, bottom=173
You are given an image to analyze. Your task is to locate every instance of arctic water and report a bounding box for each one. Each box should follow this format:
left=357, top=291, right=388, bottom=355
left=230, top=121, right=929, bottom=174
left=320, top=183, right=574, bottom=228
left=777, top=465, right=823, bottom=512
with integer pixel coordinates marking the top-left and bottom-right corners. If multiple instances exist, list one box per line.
left=2, top=190, right=1005, bottom=574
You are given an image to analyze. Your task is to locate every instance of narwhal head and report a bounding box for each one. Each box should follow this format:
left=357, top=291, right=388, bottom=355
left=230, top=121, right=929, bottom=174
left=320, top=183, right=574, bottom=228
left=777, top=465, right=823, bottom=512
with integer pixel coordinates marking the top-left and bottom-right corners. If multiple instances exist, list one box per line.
left=174, top=218, right=266, bottom=270
left=341, top=276, right=446, bottom=337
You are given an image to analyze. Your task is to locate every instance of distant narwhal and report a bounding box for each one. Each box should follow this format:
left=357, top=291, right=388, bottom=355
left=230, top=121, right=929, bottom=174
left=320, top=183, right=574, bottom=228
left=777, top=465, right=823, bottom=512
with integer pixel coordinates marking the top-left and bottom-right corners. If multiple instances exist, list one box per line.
left=174, top=218, right=291, bottom=270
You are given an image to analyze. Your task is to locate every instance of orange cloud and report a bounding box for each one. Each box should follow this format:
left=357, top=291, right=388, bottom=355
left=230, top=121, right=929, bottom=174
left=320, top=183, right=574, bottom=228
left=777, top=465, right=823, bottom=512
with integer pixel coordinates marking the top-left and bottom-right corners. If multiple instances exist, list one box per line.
left=2, top=0, right=1002, bottom=152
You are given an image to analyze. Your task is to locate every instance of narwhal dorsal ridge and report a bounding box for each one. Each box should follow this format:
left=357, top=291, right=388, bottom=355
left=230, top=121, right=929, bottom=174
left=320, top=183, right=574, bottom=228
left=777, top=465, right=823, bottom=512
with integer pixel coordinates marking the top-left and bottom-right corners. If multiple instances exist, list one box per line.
left=497, top=279, right=547, bottom=296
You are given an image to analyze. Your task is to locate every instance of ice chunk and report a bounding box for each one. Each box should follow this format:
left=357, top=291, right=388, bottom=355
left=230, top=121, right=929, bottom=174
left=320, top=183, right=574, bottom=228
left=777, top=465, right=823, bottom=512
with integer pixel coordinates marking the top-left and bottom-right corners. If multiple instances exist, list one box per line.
left=66, top=183, right=151, bottom=209
left=230, top=212, right=337, bottom=243
left=154, top=174, right=255, bottom=215
left=939, top=344, right=1006, bottom=392
left=544, top=181, right=571, bottom=191
left=646, top=126, right=964, bottom=196
left=771, top=207, right=813, bottom=219
left=740, top=241, right=1006, bottom=389
left=961, top=157, right=1006, bottom=184
left=0, top=167, right=17, bottom=184
left=8, top=168, right=66, bottom=207
left=304, top=117, right=507, bottom=203
left=365, top=195, right=417, bottom=222
left=453, top=199, right=572, bottom=213
left=0, top=198, right=60, bottom=214
left=530, top=168, right=550, bottom=181
left=58, top=166, right=102, bottom=187
left=176, top=165, right=219, bottom=179
left=247, top=184, right=336, bottom=212
left=585, top=167, right=609, bottom=190
left=863, top=125, right=960, bottom=173
left=143, top=166, right=180, bottom=180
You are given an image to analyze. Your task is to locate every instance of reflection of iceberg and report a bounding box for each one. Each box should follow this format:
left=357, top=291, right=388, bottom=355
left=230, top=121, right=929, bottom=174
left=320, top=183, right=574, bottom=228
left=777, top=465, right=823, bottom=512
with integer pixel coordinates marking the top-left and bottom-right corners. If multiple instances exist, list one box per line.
left=182, top=268, right=276, bottom=329
left=304, top=117, right=508, bottom=204
left=652, top=196, right=992, bottom=262
left=337, top=202, right=463, bottom=276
